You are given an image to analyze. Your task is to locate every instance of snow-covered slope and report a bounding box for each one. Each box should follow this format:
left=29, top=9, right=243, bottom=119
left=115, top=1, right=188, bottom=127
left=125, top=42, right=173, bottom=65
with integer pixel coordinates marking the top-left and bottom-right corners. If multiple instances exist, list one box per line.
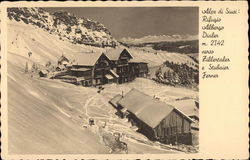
left=9, top=60, right=196, bottom=153
left=8, top=62, right=110, bottom=154
left=8, top=20, right=109, bottom=68
left=8, top=7, right=118, bottom=47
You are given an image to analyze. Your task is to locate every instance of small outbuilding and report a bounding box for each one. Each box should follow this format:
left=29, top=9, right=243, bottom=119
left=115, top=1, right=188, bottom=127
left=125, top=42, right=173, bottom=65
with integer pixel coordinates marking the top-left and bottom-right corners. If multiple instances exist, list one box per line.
left=38, top=70, right=48, bottom=77
left=55, top=65, right=65, bottom=72
left=111, top=88, right=194, bottom=145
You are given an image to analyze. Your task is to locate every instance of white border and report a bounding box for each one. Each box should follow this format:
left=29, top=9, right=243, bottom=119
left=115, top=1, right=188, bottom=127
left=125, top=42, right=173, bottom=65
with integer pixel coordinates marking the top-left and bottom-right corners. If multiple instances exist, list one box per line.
left=1, top=1, right=249, bottom=159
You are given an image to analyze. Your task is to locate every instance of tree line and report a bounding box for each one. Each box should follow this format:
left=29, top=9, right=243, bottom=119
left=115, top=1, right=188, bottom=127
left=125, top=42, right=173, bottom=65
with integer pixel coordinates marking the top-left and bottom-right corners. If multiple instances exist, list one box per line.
left=154, top=60, right=199, bottom=87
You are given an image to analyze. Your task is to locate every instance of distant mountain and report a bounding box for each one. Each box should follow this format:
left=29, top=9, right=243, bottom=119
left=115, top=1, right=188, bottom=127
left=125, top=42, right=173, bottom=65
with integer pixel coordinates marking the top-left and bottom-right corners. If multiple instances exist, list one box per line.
left=120, top=35, right=198, bottom=54
left=120, top=34, right=198, bottom=45
left=7, top=7, right=118, bottom=48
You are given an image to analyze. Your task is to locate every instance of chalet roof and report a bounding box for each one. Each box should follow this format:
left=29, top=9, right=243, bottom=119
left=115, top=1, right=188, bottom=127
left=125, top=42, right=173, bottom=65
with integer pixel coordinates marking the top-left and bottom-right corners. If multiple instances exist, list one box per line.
left=105, top=48, right=133, bottom=61
left=59, top=75, right=77, bottom=79
left=58, top=55, right=69, bottom=62
left=105, top=74, right=114, bottom=80
left=66, top=63, right=73, bottom=67
left=73, top=52, right=103, bottom=66
left=167, top=99, right=199, bottom=118
left=117, top=88, right=192, bottom=128
left=62, top=61, right=69, bottom=65
left=109, top=94, right=122, bottom=108
left=128, top=55, right=147, bottom=63
left=39, top=69, right=48, bottom=74
left=71, top=68, right=91, bottom=72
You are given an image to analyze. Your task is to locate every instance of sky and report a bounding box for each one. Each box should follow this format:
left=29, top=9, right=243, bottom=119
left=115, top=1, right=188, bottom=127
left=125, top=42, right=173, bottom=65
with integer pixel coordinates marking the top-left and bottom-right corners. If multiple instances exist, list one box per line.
left=45, top=7, right=198, bottom=39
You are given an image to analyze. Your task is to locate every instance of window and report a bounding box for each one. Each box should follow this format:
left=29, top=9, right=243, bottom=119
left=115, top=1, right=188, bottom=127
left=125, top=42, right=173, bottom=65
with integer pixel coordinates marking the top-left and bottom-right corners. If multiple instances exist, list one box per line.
left=96, top=79, right=101, bottom=84
left=85, top=81, right=89, bottom=86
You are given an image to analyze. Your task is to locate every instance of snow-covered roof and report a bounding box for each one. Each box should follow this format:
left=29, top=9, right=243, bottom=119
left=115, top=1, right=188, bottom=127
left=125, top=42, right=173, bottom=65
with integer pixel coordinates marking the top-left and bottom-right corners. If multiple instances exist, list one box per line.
left=62, top=61, right=69, bottom=65
left=59, top=75, right=77, bottom=80
left=73, top=52, right=103, bottom=66
left=109, top=94, right=122, bottom=108
left=166, top=99, right=199, bottom=118
left=39, top=69, right=48, bottom=74
left=71, top=68, right=91, bottom=72
left=58, top=55, right=69, bottom=62
left=110, top=69, right=119, bottom=78
left=117, top=88, right=193, bottom=129
left=129, top=56, right=147, bottom=63
left=105, top=74, right=114, bottom=80
left=66, top=63, right=73, bottom=67
left=105, top=48, right=133, bottom=61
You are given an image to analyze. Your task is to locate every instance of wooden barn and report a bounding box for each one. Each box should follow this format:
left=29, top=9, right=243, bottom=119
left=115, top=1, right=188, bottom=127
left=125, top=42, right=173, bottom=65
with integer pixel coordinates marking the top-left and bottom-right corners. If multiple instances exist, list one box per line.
left=110, top=88, right=194, bottom=145
left=67, top=52, right=118, bottom=86
left=105, top=48, right=133, bottom=83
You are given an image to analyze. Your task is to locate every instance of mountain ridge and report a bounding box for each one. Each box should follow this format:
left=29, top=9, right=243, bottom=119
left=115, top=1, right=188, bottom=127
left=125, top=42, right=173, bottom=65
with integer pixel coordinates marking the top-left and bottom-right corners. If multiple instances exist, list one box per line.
left=7, top=7, right=118, bottom=48
left=120, top=34, right=198, bottom=45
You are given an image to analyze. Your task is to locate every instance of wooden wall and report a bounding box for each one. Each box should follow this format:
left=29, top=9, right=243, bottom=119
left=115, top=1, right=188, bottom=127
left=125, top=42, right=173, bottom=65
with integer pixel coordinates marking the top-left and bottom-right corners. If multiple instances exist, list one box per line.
left=154, top=110, right=192, bottom=145
left=127, top=112, right=156, bottom=140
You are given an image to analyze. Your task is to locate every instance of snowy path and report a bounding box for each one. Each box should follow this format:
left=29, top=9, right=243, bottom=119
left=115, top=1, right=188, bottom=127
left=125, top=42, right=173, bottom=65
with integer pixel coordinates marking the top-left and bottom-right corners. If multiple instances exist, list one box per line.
left=82, top=94, right=97, bottom=119
left=12, top=70, right=195, bottom=154
left=33, top=77, right=196, bottom=153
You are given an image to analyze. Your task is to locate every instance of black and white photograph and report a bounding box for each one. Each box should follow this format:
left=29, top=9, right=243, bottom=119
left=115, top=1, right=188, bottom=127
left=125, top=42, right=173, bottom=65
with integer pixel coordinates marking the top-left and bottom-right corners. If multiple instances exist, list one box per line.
left=6, top=6, right=199, bottom=154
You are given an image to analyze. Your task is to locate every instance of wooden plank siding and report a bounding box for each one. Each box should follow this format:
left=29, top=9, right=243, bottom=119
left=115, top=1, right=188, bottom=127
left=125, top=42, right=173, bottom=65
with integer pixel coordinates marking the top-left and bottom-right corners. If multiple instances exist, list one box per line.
left=154, top=110, right=192, bottom=145
left=116, top=51, right=132, bottom=83
left=129, top=62, right=149, bottom=79
left=67, top=53, right=115, bottom=86
left=70, top=69, right=92, bottom=78
left=93, top=54, right=112, bottom=85
left=127, top=112, right=156, bottom=140
left=128, top=110, right=192, bottom=145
